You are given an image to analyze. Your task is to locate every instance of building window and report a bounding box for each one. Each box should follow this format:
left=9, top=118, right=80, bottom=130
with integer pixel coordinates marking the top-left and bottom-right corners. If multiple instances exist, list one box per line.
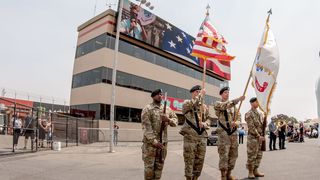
left=115, top=106, right=130, bottom=122
left=72, top=67, right=218, bottom=103
left=100, top=104, right=110, bottom=120
left=94, top=33, right=106, bottom=50
left=75, top=33, right=226, bottom=87
left=130, top=108, right=141, bottom=122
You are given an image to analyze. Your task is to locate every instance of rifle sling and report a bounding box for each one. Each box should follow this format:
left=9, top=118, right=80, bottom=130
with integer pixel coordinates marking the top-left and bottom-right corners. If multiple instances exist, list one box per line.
left=185, top=118, right=205, bottom=135
left=183, top=106, right=205, bottom=135
left=219, top=110, right=237, bottom=136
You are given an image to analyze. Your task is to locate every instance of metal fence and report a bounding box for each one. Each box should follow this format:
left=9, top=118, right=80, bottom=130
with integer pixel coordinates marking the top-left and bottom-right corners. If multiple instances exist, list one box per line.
left=0, top=97, right=97, bottom=155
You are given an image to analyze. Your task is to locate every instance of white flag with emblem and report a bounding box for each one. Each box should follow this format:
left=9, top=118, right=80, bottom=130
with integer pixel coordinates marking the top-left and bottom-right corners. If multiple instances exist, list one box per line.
left=251, top=21, right=280, bottom=114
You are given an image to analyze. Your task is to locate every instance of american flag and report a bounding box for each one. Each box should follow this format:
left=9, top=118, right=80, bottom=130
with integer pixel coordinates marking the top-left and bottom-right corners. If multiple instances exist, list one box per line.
left=161, top=22, right=199, bottom=65
left=160, top=21, right=231, bottom=80
left=191, top=14, right=235, bottom=62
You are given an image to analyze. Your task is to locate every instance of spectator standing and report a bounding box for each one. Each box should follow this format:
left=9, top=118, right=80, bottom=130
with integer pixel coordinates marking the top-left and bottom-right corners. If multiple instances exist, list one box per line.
left=114, top=122, right=119, bottom=146
left=13, top=114, right=22, bottom=149
left=238, top=126, right=245, bottom=144
left=268, top=118, right=277, bottom=151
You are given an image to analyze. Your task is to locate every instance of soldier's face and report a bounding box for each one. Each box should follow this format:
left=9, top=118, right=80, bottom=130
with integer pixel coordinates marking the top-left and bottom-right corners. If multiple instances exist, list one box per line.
left=251, top=101, right=259, bottom=108
left=221, top=90, right=229, bottom=100
left=153, top=93, right=163, bottom=103
left=192, top=90, right=200, bottom=98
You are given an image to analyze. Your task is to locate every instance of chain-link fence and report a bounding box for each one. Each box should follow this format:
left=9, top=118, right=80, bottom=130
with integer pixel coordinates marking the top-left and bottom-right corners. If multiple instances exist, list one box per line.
left=51, top=114, right=98, bottom=148
left=0, top=97, right=98, bottom=155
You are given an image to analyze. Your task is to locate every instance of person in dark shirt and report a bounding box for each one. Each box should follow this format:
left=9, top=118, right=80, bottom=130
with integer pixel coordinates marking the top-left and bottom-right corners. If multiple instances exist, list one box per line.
left=299, top=122, right=304, bottom=142
left=23, top=111, right=35, bottom=150
left=278, top=121, right=286, bottom=149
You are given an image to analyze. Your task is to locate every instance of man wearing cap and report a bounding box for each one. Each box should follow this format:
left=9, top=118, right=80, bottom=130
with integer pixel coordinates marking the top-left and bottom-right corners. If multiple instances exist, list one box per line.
left=214, top=87, right=245, bottom=180
left=180, top=85, right=211, bottom=180
left=141, top=89, right=178, bottom=180
left=245, top=97, right=265, bottom=179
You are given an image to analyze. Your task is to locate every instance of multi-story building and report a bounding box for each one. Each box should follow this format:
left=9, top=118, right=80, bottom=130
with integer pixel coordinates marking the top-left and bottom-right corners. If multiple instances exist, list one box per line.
left=70, top=1, right=231, bottom=126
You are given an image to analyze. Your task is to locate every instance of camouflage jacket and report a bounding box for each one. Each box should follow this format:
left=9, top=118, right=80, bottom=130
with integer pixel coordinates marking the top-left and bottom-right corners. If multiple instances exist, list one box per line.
left=180, top=95, right=211, bottom=138
left=214, top=100, right=241, bottom=135
left=245, top=108, right=264, bottom=138
left=141, top=102, right=178, bottom=144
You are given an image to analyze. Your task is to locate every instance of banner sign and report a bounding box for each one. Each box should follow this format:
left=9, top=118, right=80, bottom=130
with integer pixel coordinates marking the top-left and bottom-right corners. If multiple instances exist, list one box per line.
left=119, top=0, right=231, bottom=80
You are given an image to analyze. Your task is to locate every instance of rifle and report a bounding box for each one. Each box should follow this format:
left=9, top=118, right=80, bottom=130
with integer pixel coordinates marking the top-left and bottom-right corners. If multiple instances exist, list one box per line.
left=261, top=116, right=267, bottom=151
left=159, top=92, right=167, bottom=163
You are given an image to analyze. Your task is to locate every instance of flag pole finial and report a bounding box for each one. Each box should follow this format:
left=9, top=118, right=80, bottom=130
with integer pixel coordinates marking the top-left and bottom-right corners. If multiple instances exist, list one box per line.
left=206, top=4, right=210, bottom=16
left=266, top=8, right=272, bottom=23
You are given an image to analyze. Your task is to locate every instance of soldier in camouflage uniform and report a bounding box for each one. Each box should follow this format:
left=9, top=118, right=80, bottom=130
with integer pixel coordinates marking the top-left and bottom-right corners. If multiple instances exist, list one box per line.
left=180, top=85, right=211, bottom=180
left=141, top=89, right=178, bottom=180
left=245, top=97, right=265, bottom=179
left=214, top=87, right=245, bottom=180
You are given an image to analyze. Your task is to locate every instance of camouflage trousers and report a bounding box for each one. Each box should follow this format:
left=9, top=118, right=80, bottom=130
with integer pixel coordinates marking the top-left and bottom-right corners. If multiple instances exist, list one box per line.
left=246, top=135, right=263, bottom=170
left=183, top=136, right=207, bottom=178
left=142, top=142, right=167, bottom=180
left=217, top=132, right=238, bottom=171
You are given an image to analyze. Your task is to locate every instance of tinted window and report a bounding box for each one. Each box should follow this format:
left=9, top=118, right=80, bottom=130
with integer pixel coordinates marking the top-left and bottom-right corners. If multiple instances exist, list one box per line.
left=75, top=34, right=225, bottom=87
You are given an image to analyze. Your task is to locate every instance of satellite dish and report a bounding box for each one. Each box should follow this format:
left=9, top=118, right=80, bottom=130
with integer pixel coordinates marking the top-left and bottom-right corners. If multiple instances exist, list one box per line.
left=145, top=2, right=150, bottom=7
left=141, top=0, right=146, bottom=4
left=149, top=6, right=154, bottom=10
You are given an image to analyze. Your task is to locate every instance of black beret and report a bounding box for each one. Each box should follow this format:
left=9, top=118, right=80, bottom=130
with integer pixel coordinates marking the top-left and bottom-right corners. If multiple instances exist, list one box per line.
left=190, top=85, right=201, bottom=93
left=250, top=97, right=257, bottom=103
left=151, top=89, right=162, bottom=97
left=219, top=87, right=229, bottom=95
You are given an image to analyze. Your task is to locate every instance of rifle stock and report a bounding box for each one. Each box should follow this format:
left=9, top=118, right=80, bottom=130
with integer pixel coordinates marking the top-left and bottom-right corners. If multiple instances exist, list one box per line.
left=261, top=116, right=267, bottom=151
left=159, top=92, right=167, bottom=163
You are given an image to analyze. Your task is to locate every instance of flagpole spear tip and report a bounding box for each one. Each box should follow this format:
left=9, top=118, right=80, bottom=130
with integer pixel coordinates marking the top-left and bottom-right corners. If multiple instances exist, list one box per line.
left=206, top=4, right=210, bottom=16
left=266, top=8, right=272, bottom=23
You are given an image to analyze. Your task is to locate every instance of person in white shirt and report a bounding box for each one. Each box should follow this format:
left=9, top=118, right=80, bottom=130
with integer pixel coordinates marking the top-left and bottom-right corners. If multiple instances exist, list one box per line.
left=13, top=114, right=22, bottom=149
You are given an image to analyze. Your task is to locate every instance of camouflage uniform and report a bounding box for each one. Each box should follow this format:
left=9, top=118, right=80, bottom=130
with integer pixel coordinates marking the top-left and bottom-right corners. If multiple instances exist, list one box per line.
left=141, top=102, right=178, bottom=180
left=180, top=95, right=210, bottom=180
left=245, top=108, right=264, bottom=170
left=214, top=100, right=241, bottom=172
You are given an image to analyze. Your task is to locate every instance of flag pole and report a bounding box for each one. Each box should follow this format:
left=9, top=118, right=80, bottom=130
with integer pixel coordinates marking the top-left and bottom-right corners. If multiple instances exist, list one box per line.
left=200, top=59, right=207, bottom=124
left=199, top=5, right=211, bottom=125
left=233, top=9, right=272, bottom=122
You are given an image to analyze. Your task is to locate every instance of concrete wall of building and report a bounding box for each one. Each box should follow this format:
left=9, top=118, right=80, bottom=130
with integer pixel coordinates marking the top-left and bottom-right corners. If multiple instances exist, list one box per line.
left=77, top=10, right=115, bottom=45
left=72, top=47, right=220, bottom=102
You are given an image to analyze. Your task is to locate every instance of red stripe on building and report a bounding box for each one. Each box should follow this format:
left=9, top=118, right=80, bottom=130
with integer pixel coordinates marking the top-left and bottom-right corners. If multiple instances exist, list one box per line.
left=0, top=97, right=33, bottom=109
left=78, top=20, right=115, bottom=38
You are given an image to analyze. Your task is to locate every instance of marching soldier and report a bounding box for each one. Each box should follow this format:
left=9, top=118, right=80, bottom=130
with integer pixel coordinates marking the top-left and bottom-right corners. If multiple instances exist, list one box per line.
left=245, top=97, right=265, bottom=179
left=180, top=85, right=211, bottom=180
left=214, top=87, right=245, bottom=180
left=141, top=89, right=178, bottom=180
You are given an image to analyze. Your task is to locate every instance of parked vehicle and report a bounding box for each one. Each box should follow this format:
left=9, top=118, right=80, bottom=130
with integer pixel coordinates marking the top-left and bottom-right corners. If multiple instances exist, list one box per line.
left=207, top=129, right=218, bottom=146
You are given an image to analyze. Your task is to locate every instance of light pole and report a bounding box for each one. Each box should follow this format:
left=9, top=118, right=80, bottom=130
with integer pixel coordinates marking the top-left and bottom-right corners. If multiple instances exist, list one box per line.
left=109, top=0, right=154, bottom=153
left=317, top=51, right=320, bottom=147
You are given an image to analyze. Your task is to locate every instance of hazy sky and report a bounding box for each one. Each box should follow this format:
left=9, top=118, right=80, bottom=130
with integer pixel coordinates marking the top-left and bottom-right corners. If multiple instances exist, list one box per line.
left=1, top=0, right=319, bottom=120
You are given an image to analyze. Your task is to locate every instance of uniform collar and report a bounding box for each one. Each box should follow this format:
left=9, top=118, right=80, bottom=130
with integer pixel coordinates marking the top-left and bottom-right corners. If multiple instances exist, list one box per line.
left=151, top=102, right=163, bottom=109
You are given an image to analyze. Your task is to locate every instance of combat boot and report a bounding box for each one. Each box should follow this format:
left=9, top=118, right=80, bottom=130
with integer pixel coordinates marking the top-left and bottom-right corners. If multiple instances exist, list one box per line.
left=248, top=169, right=255, bottom=179
left=193, top=176, right=199, bottom=180
left=254, top=168, right=264, bottom=177
left=186, top=176, right=193, bottom=180
left=227, top=170, right=236, bottom=180
left=221, top=170, right=227, bottom=180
